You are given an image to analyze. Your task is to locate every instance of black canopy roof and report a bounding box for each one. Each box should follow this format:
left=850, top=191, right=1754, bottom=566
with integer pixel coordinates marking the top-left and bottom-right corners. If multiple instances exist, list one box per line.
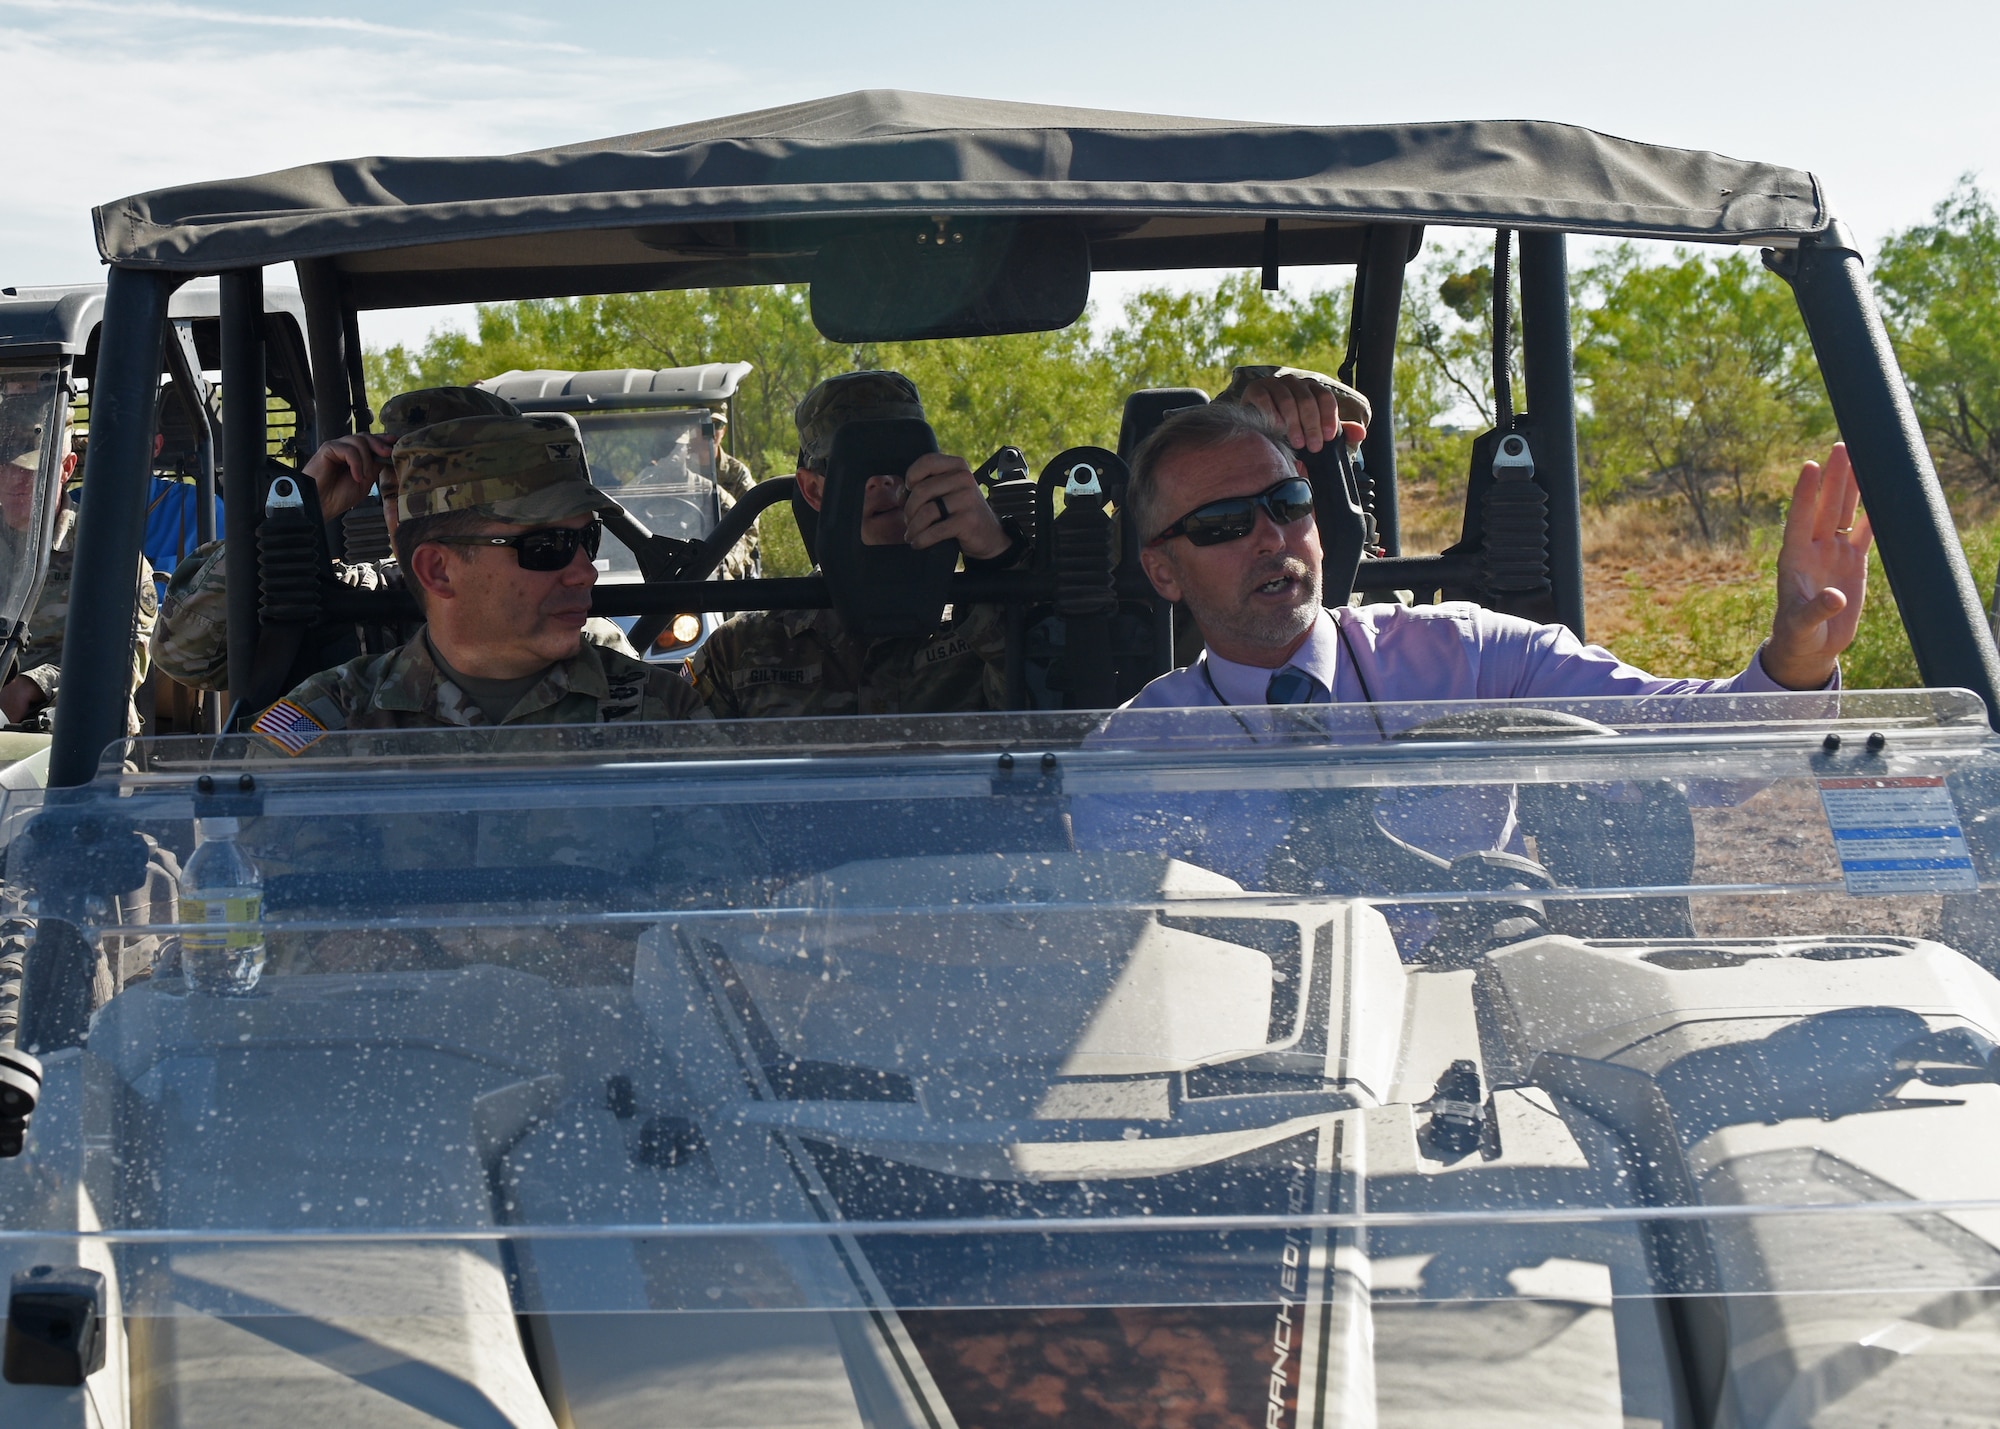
left=94, top=90, right=1826, bottom=310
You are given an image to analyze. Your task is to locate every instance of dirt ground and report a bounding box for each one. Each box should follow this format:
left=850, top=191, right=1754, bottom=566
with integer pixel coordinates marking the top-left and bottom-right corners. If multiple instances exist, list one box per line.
left=1688, top=777, right=1940, bottom=941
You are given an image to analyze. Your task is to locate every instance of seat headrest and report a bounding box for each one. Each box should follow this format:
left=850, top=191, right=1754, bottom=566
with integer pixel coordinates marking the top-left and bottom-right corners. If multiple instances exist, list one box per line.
left=1117, top=388, right=1209, bottom=463
left=818, top=417, right=957, bottom=640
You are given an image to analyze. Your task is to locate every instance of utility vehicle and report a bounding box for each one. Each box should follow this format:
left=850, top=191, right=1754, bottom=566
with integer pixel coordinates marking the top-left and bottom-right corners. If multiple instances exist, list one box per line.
left=2, top=93, right=1998, bottom=1428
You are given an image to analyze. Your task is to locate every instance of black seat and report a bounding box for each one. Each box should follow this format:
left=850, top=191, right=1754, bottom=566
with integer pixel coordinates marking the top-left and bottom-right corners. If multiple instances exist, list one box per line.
left=1116, top=388, right=1208, bottom=464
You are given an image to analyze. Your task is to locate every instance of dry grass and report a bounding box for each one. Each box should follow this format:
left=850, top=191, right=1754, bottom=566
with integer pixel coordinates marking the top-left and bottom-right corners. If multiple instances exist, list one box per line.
left=1579, top=502, right=1760, bottom=647
left=1392, top=483, right=1765, bottom=649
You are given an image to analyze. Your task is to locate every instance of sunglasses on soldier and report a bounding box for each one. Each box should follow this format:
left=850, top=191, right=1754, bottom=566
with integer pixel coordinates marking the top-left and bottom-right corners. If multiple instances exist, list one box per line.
left=1146, top=477, right=1315, bottom=548
left=433, top=520, right=603, bottom=571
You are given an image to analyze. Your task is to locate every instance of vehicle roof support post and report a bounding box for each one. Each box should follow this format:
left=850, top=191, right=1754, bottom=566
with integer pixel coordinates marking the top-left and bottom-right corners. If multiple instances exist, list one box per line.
left=221, top=268, right=267, bottom=719
left=47, top=266, right=179, bottom=788
left=297, top=258, right=351, bottom=442
left=1770, top=223, right=2000, bottom=722
left=1356, top=224, right=1411, bottom=556
left=165, top=320, right=217, bottom=546
left=1519, top=230, right=1586, bottom=639
left=341, top=302, right=372, bottom=434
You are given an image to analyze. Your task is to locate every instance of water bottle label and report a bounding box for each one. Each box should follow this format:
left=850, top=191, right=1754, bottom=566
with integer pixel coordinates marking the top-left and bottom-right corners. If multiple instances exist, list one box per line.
left=179, top=892, right=263, bottom=953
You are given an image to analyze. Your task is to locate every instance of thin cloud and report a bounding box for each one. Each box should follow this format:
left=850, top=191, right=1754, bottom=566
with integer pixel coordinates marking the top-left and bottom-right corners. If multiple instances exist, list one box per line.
left=0, top=11, right=766, bottom=291
left=0, top=0, right=439, bottom=38
left=0, top=0, right=588, bottom=51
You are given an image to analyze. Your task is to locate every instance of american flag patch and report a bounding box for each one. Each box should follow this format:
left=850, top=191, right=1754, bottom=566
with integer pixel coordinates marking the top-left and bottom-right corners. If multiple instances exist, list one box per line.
left=250, top=698, right=329, bottom=755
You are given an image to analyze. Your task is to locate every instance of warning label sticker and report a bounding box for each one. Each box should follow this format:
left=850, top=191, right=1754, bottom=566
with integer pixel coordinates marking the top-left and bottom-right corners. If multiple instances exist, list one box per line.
left=1817, top=775, right=1979, bottom=895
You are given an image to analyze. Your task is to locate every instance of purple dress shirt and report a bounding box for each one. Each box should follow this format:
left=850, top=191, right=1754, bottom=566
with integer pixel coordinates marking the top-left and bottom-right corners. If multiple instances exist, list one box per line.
left=1077, top=602, right=1832, bottom=901
left=1124, top=602, right=1814, bottom=712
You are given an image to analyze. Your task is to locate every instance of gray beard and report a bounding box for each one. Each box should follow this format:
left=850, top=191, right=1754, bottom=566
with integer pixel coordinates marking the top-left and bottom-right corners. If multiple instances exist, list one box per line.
left=1184, top=561, right=1322, bottom=659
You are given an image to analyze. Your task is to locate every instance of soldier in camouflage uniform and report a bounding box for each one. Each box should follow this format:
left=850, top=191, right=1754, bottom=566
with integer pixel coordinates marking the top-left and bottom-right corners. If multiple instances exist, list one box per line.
left=710, top=406, right=756, bottom=502
left=690, top=371, right=1026, bottom=718
left=151, top=385, right=636, bottom=690
left=0, top=425, right=164, bottom=1046
left=1, top=425, right=157, bottom=736
left=709, top=407, right=760, bottom=575
left=250, top=412, right=703, bottom=748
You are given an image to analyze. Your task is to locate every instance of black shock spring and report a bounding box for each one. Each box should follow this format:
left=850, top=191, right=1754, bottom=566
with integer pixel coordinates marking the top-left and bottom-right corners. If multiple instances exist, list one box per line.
left=985, top=479, right=1044, bottom=552
left=342, top=503, right=393, bottom=564
left=258, top=508, right=324, bottom=624
left=1053, top=499, right=1117, bottom=617
left=1480, top=472, right=1550, bottom=594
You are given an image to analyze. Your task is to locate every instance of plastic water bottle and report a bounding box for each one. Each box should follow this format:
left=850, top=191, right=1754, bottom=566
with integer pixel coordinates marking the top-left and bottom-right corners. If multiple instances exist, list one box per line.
left=177, top=818, right=265, bottom=995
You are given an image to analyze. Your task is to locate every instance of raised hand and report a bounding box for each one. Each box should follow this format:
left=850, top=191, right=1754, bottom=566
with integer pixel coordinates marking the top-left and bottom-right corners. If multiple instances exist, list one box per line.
left=1237, top=374, right=1367, bottom=453
left=902, top=452, right=1011, bottom=560
left=1763, top=442, right=1873, bottom=690
left=303, top=432, right=396, bottom=524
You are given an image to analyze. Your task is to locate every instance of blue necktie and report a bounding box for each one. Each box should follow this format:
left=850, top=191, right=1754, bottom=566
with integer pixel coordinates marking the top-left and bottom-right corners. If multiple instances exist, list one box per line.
left=1266, top=665, right=1320, bottom=705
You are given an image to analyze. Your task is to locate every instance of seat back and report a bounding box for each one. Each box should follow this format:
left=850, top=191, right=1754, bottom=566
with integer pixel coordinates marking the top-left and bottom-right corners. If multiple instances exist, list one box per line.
left=1116, top=388, right=1208, bottom=464
left=819, top=418, right=958, bottom=640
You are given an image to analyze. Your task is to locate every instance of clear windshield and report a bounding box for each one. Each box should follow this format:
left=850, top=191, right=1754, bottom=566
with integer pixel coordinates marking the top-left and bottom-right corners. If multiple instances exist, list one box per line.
left=573, top=407, right=720, bottom=577
left=0, top=365, right=65, bottom=651
left=6, top=692, right=2000, bottom=1424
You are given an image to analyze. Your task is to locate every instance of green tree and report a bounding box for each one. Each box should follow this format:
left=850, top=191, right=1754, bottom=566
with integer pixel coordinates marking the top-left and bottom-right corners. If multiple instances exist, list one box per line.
left=1389, top=236, right=1511, bottom=505
left=364, top=265, right=1492, bottom=561
left=1875, top=178, right=2000, bottom=488
left=368, top=287, right=847, bottom=483
left=1573, top=246, right=1828, bottom=540
left=1101, top=271, right=1349, bottom=394
left=1400, top=235, right=1521, bottom=429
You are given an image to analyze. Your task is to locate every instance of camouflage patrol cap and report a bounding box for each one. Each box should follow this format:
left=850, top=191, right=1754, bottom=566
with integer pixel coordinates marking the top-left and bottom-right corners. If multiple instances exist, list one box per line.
left=795, top=370, right=925, bottom=470
left=393, top=413, right=617, bottom=524
left=378, top=385, right=519, bottom=439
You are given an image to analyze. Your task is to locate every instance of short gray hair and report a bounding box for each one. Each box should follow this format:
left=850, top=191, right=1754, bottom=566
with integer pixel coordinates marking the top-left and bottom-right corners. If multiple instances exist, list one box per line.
left=392, top=507, right=506, bottom=610
left=391, top=507, right=499, bottom=570
left=1125, top=401, right=1298, bottom=544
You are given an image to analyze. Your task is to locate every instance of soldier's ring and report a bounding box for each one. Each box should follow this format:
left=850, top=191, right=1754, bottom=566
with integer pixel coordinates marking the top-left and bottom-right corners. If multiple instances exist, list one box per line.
left=1835, top=524, right=1853, bottom=533
left=935, top=496, right=950, bottom=519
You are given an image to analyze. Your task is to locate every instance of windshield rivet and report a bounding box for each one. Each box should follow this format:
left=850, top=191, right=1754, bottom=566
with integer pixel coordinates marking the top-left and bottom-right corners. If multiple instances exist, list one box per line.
left=1866, top=731, right=1887, bottom=753
left=1822, top=733, right=1842, bottom=753
left=195, top=775, right=215, bottom=794
left=1040, top=752, right=1058, bottom=773
left=997, top=752, right=1014, bottom=775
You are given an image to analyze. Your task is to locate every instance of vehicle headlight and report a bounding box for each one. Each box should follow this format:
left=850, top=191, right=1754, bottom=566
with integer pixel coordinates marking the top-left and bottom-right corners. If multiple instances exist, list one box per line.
left=654, top=612, right=703, bottom=650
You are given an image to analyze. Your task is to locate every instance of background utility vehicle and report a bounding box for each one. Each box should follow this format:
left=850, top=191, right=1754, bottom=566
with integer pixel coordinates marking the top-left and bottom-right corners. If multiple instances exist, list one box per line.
left=0, top=282, right=311, bottom=758
left=3, top=92, right=2000, bottom=1428
left=478, top=361, right=756, bottom=663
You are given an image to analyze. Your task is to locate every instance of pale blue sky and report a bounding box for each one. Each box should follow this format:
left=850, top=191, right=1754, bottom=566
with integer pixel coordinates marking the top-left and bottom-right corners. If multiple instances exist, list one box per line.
left=5, top=0, right=1993, bottom=347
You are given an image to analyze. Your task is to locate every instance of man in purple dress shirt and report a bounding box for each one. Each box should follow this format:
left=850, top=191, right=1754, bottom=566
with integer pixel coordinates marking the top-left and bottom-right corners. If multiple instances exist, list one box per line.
left=1077, top=383, right=1874, bottom=906
left=1123, top=391, right=1873, bottom=712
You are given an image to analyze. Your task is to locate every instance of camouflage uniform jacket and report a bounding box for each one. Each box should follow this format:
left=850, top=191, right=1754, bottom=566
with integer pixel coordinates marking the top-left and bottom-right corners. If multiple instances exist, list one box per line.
left=153, top=539, right=636, bottom=691
left=715, top=450, right=756, bottom=502
left=15, top=541, right=158, bottom=735
left=712, top=483, right=758, bottom=579
left=256, top=626, right=706, bottom=742
left=689, top=601, right=1006, bottom=719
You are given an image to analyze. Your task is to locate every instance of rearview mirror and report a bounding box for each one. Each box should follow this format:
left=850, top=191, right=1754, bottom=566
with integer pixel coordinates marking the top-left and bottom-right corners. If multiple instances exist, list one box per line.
left=810, top=218, right=1090, bottom=342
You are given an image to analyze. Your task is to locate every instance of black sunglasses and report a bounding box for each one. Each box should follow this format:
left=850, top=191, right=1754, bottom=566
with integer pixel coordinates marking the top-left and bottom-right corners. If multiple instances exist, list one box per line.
left=434, top=520, right=602, bottom=571
left=1146, top=477, right=1315, bottom=548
